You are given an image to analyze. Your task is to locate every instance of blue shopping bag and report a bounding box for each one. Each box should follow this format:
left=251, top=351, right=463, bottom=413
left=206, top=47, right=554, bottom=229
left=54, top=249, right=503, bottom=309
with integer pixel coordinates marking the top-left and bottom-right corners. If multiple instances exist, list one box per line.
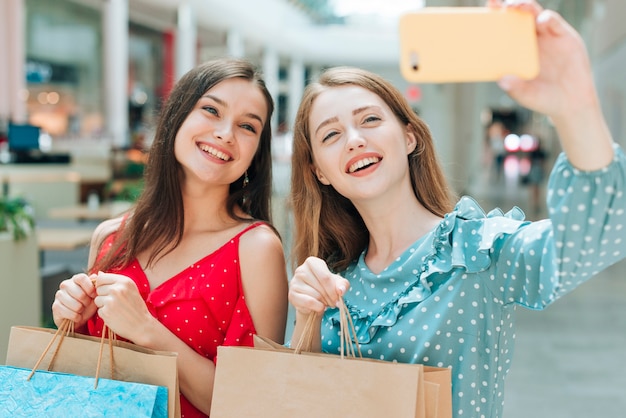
left=5, top=325, right=180, bottom=418
left=0, top=365, right=168, bottom=417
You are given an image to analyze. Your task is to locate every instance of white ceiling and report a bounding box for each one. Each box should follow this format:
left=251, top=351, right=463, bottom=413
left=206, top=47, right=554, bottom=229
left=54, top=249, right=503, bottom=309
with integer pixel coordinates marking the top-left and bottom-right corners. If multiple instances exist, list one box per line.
left=184, top=0, right=404, bottom=66
left=70, top=0, right=625, bottom=77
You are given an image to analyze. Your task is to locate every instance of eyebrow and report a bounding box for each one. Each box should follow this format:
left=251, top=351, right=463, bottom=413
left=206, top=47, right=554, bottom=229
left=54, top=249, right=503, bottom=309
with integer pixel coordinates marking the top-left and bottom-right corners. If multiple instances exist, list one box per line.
left=202, top=94, right=265, bottom=125
left=314, top=116, right=338, bottom=136
left=314, top=105, right=380, bottom=136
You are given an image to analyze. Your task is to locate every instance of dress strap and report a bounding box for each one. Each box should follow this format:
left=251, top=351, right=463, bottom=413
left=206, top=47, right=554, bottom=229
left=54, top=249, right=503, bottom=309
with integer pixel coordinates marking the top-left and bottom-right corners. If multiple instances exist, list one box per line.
left=233, top=221, right=268, bottom=240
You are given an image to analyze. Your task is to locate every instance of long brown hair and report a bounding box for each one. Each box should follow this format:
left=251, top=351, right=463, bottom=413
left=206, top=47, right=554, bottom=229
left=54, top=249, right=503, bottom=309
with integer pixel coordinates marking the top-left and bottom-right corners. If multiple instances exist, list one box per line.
left=93, top=58, right=275, bottom=272
left=290, top=66, right=454, bottom=272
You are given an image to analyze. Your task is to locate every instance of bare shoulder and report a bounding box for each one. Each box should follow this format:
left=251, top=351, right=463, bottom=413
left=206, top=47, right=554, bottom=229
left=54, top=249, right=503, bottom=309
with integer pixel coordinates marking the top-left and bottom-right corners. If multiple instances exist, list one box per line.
left=238, top=223, right=284, bottom=255
left=87, top=216, right=125, bottom=270
left=238, top=223, right=286, bottom=274
left=91, top=216, right=124, bottom=248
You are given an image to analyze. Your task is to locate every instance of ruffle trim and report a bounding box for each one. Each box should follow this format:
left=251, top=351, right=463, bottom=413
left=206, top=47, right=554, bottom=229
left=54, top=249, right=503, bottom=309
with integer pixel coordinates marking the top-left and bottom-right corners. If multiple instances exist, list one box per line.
left=330, top=196, right=529, bottom=344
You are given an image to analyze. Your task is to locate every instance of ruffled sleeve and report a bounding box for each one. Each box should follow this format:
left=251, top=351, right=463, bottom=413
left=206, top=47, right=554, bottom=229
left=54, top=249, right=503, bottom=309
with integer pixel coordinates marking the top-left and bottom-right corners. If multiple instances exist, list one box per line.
left=491, top=144, right=626, bottom=309
left=327, top=146, right=626, bottom=346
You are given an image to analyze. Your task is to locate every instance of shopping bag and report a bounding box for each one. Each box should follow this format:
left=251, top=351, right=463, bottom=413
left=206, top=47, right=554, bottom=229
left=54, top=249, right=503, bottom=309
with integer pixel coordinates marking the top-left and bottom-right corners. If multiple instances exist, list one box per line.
left=210, top=301, right=452, bottom=418
left=211, top=340, right=429, bottom=417
left=4, top=325, right=181, bottom=418
left=0, top=365, right=167, bottom=417
left=423, top=366, right=453, bottom=418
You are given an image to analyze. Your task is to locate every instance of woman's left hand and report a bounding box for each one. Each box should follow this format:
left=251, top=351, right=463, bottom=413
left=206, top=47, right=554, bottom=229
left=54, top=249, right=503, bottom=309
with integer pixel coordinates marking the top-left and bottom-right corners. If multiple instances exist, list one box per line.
left=93, top=271, right=156, bottom=344
left=489, top=0, right=613, bottom=171
left=490, top=0, right=596, bottom=119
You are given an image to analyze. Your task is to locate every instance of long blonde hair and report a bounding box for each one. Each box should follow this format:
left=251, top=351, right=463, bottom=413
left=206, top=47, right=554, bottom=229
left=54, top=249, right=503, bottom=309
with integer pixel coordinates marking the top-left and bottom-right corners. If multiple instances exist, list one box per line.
left=290, top=67, right=455, bottom=272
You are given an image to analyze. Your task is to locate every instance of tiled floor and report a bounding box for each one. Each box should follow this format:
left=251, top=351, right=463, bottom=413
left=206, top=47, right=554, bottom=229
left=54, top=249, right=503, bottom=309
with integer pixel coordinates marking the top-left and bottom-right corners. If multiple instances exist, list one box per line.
left=39, top=161, right=626, bottom=418
left=503, top=260, right=626, bottom=418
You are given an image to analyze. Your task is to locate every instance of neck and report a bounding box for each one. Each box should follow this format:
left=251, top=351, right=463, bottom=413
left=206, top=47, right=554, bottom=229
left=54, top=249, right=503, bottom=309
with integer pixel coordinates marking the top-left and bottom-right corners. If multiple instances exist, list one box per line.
left=181, top=182, right=238, bottom=233
left=355, top=192, right=442, bottom=274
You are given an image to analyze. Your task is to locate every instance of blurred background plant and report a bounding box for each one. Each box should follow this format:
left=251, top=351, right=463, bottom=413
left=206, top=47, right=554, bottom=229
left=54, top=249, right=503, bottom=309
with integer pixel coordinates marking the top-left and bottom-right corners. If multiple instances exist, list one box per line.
left=0, top=196, right=36, bottom=241
left=106, top=178, right=144, bottom=202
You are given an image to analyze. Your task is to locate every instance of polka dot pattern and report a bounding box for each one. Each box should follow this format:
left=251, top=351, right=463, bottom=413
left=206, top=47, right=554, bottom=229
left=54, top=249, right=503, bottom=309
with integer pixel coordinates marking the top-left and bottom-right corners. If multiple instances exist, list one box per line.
left=88, top=222, right=266, bottom=418
left=320, top=146, right=626, bottom=418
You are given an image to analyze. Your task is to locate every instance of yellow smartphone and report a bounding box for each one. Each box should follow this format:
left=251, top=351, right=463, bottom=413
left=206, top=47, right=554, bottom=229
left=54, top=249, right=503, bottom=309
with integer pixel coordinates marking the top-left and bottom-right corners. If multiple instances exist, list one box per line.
left=398, top=7, right=539, bottom=83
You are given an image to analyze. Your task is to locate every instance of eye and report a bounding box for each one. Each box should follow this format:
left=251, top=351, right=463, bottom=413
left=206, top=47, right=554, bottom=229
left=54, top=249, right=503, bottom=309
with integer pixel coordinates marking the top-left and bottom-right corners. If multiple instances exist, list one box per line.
left=240, top=123, right=258, bottom=134
left=322, top=130, right=339, bottom=142
left=203, top=106, right=218, bottom=116
left=363, top=115, right=381, bottom=123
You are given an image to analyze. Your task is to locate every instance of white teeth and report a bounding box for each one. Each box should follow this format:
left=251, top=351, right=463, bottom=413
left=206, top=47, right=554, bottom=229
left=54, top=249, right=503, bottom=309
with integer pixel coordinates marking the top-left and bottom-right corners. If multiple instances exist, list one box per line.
left=348, top=157, right=380, bottom=173
left=199, top=144, right=230, bottom=161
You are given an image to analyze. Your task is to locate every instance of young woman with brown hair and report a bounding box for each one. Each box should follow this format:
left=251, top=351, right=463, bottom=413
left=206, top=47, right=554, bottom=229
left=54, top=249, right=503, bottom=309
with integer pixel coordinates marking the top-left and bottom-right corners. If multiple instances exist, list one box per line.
left=52, top=58, right=289, bottom=417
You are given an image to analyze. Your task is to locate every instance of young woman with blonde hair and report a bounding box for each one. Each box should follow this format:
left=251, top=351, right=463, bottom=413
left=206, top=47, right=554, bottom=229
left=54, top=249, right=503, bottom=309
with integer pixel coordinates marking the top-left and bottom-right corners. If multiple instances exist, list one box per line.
left=288, top=2, right=625, bottom=416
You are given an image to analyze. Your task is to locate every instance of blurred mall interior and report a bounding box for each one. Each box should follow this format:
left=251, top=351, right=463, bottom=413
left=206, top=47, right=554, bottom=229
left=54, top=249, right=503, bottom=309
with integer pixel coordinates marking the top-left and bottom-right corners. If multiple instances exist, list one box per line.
left=0, top=0, right=625, bottom=417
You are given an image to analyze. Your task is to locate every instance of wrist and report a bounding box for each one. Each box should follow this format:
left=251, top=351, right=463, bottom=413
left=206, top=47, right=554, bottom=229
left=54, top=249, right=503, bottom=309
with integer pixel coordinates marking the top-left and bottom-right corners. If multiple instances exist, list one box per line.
left=552, top=104, right=614, bottom=171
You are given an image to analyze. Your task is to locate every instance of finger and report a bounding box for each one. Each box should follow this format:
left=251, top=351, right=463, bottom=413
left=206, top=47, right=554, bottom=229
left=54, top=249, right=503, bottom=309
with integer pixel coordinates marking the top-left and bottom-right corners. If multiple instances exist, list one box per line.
left=288, top=289, right=327, bottom=316
left=93, top=270, right=118, bottom=287
left=290, top=270, right=333, bottom=308
left=486, top=0, right=502, bottom=9
left=307, top=256, right=346, bottom=294
left=51, top=298, right=82, bottom=324
left=60, top=277, right=95, bottom=306
left=336, top=278, right=350, bottom=298
left=93, top=295, right=115, bottom=325
left=303, top=257, right=342, bottom=306
left=53, top=282, right=94, bottom=323
left=73, top=273, right=97, bottom=297
left=497, top=74, right=524, bottom=93
left=94, top=272, right=121, bottom=296
left=289, top=275, right=331, bottom=306
left=93, top=294, right=108, bottom=310
left=503, top=0, right=543, bottom=17
left=536, top=9, right=569, bottom=37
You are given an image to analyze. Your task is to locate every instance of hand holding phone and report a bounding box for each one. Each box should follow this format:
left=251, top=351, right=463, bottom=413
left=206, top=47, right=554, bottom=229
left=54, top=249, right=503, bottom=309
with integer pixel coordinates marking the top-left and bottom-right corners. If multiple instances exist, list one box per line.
left=399, top=7, right=539, bottom=83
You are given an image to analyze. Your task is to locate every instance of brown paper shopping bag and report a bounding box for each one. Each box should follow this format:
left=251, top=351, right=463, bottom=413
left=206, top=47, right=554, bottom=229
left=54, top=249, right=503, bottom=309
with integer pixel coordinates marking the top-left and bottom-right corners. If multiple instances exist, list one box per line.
left=211, top=301, right=452, bottom=418
left=423, top=366, right=453, bottom=418
left=4, top=325, right=181, bottom=418
left=211, top=344, right=427, bottom=417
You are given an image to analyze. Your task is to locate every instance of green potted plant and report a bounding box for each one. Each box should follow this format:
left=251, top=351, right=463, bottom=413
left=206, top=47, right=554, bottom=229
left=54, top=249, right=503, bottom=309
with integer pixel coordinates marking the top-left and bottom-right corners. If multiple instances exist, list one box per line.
left=0, top=194, right=40, bottom=361
left=0, top=196, right=35, bottom=241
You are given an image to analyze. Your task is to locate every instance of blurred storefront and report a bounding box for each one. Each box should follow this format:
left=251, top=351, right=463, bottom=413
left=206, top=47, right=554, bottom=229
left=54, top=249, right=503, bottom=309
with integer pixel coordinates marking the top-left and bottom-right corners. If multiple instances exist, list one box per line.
left=23, top=0, right=166, bottom=147
left=0, top=0, right=624, bottom=200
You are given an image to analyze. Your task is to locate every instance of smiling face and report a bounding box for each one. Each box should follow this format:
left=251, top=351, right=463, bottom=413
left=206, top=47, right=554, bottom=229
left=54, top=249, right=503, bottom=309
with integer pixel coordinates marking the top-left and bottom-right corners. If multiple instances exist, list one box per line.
left=308, top=85, right=417, bottom=201
left=174, top=77, right=268, bottom=188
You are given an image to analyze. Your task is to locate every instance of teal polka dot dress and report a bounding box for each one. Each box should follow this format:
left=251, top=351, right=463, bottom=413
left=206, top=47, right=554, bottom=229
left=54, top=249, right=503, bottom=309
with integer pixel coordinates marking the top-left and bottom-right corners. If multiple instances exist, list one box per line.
left=321, top=145, right=626, bottom=417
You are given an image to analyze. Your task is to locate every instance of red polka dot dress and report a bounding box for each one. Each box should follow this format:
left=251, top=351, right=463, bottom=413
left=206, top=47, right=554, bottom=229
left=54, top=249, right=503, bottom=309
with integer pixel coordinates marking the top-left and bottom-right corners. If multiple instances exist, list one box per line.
left=88, top=222, right=264, bottom=418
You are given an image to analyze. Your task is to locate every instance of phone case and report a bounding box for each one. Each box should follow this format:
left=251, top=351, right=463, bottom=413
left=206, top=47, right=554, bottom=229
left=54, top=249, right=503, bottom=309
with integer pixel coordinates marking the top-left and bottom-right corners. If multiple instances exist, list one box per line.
left=398, top=7, right=539, bottom=83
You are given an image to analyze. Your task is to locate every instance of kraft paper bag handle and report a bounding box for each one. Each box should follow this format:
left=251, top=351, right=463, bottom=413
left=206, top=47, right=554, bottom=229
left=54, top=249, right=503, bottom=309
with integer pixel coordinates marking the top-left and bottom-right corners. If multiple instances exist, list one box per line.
left=294, top=298, right=362, bottom=359
left=27, top=319, right=116, bottom=389
left=338, top=298, right=362, bottom=359
left=27, top=278, right=116, bottom=389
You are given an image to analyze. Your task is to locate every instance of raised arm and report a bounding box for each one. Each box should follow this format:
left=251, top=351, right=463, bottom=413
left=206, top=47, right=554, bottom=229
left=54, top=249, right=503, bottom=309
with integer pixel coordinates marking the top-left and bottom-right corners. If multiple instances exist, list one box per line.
left=492, top=0, right=614, bottom=170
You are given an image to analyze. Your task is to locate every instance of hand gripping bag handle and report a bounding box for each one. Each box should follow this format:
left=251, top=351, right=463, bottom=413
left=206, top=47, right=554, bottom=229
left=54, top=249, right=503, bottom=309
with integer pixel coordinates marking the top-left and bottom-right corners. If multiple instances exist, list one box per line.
left=27, top=278, right=116, bottom=388
left=294, top=298, right=362, bottom=359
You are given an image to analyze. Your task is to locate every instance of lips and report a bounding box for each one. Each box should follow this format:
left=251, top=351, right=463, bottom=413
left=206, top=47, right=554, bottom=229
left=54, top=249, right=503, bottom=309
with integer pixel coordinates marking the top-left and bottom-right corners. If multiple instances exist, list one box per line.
left=346, top=155, right=381, bottom=173
left=198, top=143, right=232, bottom=161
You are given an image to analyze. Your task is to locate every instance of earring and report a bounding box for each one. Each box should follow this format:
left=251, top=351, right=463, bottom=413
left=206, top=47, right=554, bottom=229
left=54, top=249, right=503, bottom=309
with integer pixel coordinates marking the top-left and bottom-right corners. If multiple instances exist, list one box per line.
left=243, top=171, right=249, bottom=188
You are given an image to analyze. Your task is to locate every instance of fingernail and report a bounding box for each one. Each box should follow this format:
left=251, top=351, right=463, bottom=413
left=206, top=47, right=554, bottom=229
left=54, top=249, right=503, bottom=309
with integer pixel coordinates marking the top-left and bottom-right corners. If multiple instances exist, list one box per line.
left=497, top=75, right=516, bottom=91
left=537, top=10, right=550, bottom=24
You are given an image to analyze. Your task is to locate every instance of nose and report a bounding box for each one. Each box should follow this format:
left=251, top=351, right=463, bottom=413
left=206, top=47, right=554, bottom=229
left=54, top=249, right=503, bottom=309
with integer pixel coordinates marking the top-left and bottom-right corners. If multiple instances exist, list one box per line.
left=214, top=121, right=234, bottom=143
left=345, top=127, right=366, bottom=151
